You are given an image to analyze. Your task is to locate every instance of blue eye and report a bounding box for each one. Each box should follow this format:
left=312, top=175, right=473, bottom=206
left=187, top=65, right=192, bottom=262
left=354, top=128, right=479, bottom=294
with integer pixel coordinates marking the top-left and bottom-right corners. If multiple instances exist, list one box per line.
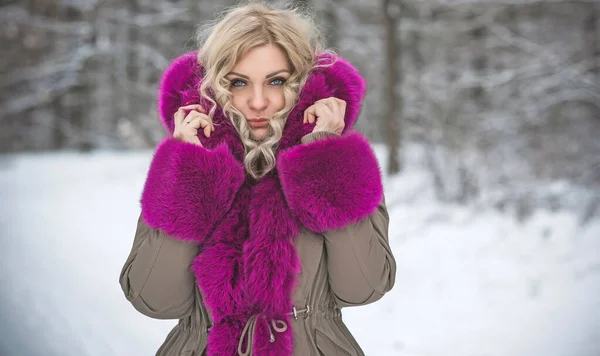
left=229, top=77, right=286, bottom=88
left=231, top=79, right=246, bottom=87
left=271, top=77, right=286, bottom=85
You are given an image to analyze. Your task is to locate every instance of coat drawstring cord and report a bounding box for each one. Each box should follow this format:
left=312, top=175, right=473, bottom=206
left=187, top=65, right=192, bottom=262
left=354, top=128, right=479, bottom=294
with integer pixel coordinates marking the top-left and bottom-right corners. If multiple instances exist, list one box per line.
left=236, top=305, right=310, bottom=356
left=237, top=315, right=287, bottom=356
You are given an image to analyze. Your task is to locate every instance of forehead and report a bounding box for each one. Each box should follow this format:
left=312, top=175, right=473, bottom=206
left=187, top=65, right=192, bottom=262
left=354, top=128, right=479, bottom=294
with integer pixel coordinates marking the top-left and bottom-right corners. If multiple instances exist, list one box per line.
left=231, top=44, right=290, bottom=76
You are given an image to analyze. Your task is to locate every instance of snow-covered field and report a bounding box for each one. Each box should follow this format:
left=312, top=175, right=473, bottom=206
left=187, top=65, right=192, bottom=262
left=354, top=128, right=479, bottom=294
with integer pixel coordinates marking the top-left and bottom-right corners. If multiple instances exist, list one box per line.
left=0, top=146, right=599, bottom=356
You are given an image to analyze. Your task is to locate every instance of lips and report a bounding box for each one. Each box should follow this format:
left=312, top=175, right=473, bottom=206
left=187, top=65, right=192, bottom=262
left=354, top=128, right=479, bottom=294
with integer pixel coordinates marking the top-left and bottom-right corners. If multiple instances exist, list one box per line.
left=248, top=118, right=269, bottom=128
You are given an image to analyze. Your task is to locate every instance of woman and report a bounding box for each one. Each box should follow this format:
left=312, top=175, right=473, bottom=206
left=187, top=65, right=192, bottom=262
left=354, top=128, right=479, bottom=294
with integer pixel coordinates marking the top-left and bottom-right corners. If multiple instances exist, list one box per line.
left=119, top=2, right=396, bottom=355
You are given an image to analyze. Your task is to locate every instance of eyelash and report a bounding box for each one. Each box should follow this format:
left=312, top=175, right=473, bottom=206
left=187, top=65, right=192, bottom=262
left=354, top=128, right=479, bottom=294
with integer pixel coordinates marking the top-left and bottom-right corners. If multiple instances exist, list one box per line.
left=230, top=77, right=287, bottom=88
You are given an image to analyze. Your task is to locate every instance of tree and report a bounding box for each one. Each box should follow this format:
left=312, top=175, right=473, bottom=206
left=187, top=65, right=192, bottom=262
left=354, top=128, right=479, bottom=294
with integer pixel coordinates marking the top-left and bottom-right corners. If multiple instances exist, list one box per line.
left=383, top=0, right=403, bottom=174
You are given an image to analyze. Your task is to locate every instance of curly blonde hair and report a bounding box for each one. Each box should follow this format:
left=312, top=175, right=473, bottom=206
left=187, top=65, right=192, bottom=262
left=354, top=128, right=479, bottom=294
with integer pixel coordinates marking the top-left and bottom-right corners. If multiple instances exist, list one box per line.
left=195, top=0, right=336, bottom=179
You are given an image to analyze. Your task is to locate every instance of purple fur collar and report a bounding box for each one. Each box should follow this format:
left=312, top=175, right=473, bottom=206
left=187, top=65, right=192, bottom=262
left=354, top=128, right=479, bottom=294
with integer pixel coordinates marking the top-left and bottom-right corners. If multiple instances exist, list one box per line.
left=140, top=50, right=383, bottom=355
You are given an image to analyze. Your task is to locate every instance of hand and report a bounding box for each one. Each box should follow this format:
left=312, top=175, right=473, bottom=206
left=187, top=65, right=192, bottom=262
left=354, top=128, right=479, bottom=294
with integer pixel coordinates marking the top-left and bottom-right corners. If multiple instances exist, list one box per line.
left=303, top=97, right=346, bottom=135
left=173, top=104, right=215, bottom=146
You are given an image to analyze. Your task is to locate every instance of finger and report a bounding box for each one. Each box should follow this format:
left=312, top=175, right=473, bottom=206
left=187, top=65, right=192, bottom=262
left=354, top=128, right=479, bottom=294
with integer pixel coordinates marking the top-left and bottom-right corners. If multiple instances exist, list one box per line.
left=179, top=104, right=206, bottom=113
left=182, top=111, right=201, bottom=125
left=327, top=98, right=340, bottom=118
left=316, top=98, right=336, bottom=111
left=195, top=112, right=215, bottom=132
left=325, top=98, right=338, bottom=114
left=176, top=105, right=206, bottom=126
left=187, top=115, right=212, bottom=138
left=304, top=105, right=314, bottom=124
left=183, top=112, right=206, bottom=127
left=174, top=107, right=187, bottom=127
left=304, top=105, right=316, bottom=124
left=200, top=113, right=213, bottom=128
left=308, top=109, right=317, bottom=124
left=314, top=103, right=334, bottom=129
left=332, top=98, right=344, bottom=119
left=189, top=117, right=213, bottom=136
left=316, top=102, right=334, bottom=118
left=304, top=105, right=311, bottom=124
left=199, top=114, right=214, bottom=133
left=184, top=116, right=202, bottom=129
left=335, top=98, right=346, bottom=118
left=186, top=111, right=212, bottom=127
left=316, top=99, right=336, bottom=117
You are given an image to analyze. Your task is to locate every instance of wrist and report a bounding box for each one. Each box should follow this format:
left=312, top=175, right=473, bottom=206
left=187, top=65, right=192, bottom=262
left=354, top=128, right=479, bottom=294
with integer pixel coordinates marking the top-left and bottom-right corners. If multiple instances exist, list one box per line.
left=301, top=130, right=341, bottom=144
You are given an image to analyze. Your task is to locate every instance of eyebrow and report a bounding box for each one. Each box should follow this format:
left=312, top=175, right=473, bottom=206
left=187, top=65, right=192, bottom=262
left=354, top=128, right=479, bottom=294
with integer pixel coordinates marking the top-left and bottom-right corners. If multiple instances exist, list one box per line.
left=226, top=69, right=290, bottom=79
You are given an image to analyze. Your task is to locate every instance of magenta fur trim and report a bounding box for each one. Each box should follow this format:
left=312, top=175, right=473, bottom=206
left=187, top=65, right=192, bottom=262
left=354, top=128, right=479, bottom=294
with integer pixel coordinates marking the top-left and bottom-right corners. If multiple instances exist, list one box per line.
left=277, top=131, right=383, bottom=233
left=140, top=137, right=245, bottom=243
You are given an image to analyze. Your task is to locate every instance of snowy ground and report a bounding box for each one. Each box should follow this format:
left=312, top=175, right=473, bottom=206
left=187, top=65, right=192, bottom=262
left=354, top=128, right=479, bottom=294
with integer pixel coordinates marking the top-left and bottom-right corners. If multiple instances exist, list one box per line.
left=0, top=146, right=599, bottom=356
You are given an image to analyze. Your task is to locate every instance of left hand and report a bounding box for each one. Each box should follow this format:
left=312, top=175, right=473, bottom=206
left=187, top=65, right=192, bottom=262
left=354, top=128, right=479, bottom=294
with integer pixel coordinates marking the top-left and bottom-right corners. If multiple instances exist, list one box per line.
left=303, top=97, right=346, bottom=135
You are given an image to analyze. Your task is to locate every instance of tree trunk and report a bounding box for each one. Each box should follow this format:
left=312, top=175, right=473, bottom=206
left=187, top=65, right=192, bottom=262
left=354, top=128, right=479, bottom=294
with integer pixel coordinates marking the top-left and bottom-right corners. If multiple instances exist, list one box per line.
left=468, top=10, right=487, bottom=111
left=584, top=4, right=599, bottom=78
left=383, top=0, right=402, bottom=174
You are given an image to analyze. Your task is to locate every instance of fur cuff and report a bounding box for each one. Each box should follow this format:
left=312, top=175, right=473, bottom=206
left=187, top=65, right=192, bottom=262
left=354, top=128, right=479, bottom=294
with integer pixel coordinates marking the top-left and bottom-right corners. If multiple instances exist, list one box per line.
left=140, top=137, right=245, bottom=243
left=277, top=131, right=383, bottom=233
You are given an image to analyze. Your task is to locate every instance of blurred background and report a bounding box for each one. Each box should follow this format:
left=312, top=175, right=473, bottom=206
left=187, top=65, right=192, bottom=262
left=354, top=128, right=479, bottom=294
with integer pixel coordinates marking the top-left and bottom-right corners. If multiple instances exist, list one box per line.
left=0, top=0, right=599, bottom=355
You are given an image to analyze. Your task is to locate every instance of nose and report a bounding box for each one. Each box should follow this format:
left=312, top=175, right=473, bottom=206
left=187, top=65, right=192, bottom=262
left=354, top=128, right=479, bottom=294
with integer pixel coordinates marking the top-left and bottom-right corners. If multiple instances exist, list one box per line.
left=248, top=87, right=268, bottom=111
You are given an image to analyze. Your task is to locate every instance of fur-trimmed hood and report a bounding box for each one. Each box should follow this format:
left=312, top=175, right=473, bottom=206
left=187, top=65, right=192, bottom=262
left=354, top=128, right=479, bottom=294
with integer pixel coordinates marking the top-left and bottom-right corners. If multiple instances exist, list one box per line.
left=156, top=51, right=366, bottom=160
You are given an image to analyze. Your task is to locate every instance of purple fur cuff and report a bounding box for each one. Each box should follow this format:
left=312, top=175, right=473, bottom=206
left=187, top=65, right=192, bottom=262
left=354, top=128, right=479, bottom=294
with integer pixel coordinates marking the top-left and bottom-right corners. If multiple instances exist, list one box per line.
left=277, top=131, right=383, bottom=233
left=140, top=137, right=245, bottom=243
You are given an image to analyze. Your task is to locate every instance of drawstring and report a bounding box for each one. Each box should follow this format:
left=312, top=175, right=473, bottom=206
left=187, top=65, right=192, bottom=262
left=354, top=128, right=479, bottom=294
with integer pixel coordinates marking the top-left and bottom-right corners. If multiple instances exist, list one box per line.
left=236, top=305, right=310, bottom=356
left=237, top=315, right=288, bottom=356
left=237, top=315, right=257, bottom=356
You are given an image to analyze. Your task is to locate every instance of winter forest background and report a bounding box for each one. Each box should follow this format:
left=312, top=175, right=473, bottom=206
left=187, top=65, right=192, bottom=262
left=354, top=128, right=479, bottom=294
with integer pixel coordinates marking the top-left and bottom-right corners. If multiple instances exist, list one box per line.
left=1, top=0, right=599, bottom=355
left=2, top=0, right=600, bottom=215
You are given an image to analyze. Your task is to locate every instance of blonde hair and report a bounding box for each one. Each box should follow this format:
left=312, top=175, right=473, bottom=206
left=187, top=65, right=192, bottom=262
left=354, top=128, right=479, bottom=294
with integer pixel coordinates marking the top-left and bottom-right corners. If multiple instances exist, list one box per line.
left=195, top=0, right=336, bottom=179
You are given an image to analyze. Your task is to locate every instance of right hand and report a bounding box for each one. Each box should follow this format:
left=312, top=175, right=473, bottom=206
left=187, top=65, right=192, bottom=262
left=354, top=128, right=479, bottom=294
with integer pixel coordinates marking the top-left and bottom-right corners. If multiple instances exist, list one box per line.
left=173, top=104, right=215, bottom=146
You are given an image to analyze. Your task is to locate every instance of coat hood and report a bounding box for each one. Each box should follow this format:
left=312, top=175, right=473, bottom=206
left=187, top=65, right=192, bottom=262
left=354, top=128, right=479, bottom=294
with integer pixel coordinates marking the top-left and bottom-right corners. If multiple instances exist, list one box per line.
left=156, top=50, right=366, bottom=154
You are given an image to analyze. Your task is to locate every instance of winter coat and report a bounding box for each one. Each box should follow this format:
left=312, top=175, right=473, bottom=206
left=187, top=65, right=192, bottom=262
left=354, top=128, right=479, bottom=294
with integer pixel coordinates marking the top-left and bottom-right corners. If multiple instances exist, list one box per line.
left=119, top=51, right=396, bottom=356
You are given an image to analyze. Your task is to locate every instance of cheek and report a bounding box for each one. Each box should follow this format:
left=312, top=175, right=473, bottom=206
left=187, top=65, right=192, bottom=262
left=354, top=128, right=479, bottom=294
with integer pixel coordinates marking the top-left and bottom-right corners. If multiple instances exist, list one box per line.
left=272, top=91, right=285, bottom=111
left=231, top=93, right=242, bottom=107
left=231, top=93, right=246, bottom=112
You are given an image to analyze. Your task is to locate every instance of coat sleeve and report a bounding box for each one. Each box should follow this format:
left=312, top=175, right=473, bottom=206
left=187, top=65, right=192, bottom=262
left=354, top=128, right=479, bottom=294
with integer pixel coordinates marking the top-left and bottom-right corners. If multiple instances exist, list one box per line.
left=322, top=195, right=396, bottom=306
left=279, top=131, right=395, bottom=306
left=119, top=213, right=199, bottom=319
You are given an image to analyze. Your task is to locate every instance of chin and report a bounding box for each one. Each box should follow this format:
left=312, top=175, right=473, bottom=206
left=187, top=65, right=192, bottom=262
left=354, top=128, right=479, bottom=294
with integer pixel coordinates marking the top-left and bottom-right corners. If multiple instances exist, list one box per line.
left=250, top=129, right=269, bottom=142
left=252, top=136, right=268, bottom=143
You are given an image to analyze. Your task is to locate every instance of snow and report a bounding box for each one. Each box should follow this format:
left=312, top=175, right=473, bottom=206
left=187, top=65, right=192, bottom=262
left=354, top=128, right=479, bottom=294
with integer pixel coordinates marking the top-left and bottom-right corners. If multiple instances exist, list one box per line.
left=0, top=146, right=599, bottom=356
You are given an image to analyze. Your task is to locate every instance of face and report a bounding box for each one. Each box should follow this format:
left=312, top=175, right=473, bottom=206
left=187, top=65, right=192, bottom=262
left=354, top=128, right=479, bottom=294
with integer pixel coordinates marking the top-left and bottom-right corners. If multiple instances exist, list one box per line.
left=226, top=44, right=290, bottom=141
